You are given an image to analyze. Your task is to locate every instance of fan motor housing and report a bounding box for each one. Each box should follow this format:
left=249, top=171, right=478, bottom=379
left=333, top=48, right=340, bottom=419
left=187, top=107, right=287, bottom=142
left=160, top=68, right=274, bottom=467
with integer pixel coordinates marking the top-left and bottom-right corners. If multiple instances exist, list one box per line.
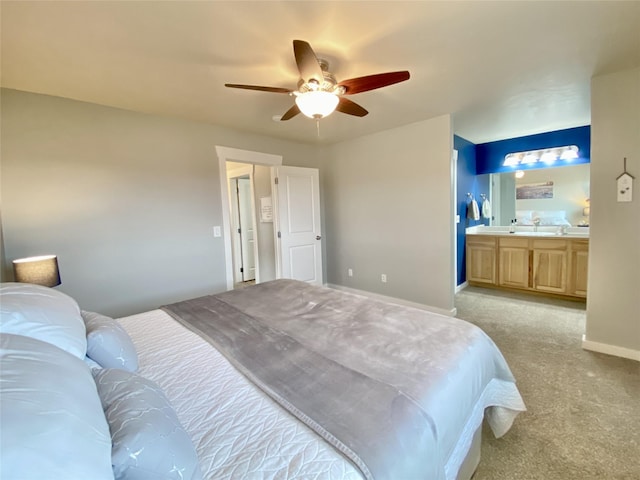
left=297, top=60, right=345, bottom=95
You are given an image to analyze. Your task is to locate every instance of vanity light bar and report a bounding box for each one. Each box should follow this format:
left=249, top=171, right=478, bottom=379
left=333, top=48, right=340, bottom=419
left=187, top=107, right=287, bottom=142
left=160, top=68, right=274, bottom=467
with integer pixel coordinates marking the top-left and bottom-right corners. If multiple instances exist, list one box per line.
left=503, top=145, right=579, bottom=167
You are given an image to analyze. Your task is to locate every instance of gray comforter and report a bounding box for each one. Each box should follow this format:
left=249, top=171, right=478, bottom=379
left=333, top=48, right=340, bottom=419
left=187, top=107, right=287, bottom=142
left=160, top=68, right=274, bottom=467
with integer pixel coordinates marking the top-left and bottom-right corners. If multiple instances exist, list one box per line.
left=162, top=279, right=525, bottom=480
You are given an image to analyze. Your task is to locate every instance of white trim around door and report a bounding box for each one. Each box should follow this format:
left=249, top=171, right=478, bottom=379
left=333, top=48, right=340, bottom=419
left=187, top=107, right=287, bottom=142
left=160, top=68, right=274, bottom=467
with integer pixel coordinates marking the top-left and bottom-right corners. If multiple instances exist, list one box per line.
left=216, top=146, right=282, bottom=291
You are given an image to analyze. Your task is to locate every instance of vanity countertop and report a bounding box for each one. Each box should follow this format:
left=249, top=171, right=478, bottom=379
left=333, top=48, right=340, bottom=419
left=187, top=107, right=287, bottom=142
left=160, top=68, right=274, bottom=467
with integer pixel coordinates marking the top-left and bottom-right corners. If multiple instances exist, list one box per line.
left=466, top=225, right=589, bottom=239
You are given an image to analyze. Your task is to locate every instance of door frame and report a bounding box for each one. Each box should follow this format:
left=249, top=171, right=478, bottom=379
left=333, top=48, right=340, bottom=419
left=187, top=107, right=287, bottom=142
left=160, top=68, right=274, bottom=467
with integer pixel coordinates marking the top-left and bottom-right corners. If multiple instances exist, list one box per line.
left=216, top=146, right=282, bottom=291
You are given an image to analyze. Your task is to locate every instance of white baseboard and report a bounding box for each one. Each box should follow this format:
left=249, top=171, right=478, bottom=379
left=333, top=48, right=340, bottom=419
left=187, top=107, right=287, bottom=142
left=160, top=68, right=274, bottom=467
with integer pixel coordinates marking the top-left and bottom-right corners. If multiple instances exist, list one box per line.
left=455, top=281, right=469, bottom=294
left=327, top=283, right=457, bottom=317
left=582, top=335, right=640, bottom=361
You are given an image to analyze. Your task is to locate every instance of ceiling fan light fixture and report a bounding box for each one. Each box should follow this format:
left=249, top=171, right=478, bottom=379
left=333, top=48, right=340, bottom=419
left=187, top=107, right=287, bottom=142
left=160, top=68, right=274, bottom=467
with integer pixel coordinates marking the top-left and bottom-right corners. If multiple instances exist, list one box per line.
left=295, top=91, right=339, bottom=119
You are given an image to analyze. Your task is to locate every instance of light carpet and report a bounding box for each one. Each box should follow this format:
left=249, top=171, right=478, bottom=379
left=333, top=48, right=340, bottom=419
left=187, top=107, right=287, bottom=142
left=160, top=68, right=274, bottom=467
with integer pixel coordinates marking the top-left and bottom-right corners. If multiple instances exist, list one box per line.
left=455, top=286, right=639, bottom=480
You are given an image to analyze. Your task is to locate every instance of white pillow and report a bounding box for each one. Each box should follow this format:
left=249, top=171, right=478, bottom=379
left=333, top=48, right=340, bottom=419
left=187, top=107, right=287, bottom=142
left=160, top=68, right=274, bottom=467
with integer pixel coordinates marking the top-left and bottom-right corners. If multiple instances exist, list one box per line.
left=515, top=210, right=533, bottom=225
left=0, top=333, right=114, bottom=480
left=0, top=282, right=87, bottom=359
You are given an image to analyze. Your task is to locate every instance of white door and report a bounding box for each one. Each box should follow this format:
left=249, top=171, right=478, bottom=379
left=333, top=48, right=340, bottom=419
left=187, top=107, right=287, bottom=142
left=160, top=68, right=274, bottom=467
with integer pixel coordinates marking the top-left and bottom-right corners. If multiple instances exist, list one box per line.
left=237, top=178, right=256, bottom=281
left=272, top=166, right=323, bottom=285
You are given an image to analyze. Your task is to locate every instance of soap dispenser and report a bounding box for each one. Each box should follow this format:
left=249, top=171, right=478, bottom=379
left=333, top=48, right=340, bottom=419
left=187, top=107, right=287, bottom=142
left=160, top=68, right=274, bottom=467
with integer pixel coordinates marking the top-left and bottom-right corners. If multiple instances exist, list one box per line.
left=509, top=219, right=516, bottom=234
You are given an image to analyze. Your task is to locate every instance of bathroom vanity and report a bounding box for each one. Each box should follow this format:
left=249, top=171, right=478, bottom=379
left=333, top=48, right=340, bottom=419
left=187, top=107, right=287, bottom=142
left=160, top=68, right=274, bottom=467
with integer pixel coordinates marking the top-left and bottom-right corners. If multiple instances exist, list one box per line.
left=465, top=226, right=589, bottom=299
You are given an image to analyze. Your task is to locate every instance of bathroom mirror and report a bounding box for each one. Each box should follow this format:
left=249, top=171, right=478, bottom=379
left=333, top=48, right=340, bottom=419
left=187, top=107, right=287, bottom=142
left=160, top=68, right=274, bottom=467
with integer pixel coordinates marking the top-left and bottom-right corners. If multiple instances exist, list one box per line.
left=484, top=163, right=590, bottom=227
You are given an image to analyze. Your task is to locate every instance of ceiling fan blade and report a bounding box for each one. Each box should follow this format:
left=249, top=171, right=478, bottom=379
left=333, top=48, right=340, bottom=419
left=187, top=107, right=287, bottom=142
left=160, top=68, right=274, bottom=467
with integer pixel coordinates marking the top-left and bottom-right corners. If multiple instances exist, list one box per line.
left=338, top=71, right=410, bottom=95
left=225, top=84, right=292, bottom=94
left=293, top=40, right=324, bottom=85
left=335, top=97, right=369, bottom=117
left=280, top=104, right=300, bottom=121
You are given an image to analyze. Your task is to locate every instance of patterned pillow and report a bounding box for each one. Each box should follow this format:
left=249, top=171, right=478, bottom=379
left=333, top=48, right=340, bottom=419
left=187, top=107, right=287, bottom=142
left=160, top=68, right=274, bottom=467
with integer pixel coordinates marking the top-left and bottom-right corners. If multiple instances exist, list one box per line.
left=93, top=368, right=202, bottom=480
left=82, top=311, right=138, bottom=371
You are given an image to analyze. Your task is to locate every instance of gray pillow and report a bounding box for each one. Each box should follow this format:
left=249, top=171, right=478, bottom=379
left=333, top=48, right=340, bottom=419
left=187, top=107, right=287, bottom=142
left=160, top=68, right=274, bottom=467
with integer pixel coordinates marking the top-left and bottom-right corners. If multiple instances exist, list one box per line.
left=0, top=333, right=113, bottom=480
left=0, top=282, right=86, bottom=359
left=93, top=368, right=202, bottom=480
left=82, top=310, right=138, bottom=372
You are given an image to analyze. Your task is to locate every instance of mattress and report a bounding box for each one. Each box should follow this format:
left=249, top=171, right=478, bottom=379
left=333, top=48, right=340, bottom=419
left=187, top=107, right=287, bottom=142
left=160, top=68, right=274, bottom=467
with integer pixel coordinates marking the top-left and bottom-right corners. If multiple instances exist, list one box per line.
left=118, top=285, right=524, bottom=480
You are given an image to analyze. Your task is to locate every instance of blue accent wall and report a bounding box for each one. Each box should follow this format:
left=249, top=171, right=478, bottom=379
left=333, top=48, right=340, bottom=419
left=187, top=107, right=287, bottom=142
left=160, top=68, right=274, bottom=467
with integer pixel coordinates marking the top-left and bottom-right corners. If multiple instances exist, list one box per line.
left=476, top=125, right=591, bottom=175
left=455, top=135, right=489, bottom=286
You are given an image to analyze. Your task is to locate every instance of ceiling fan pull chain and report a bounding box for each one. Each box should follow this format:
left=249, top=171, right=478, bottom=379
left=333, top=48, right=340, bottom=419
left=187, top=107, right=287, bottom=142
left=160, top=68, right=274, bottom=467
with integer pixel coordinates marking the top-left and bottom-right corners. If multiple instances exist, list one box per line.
left=316, top=119, right=321, bottom=138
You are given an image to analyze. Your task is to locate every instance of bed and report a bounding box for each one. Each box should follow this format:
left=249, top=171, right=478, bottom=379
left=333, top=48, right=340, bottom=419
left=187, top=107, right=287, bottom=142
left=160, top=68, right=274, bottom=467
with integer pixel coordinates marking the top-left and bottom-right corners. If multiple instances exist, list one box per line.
left=0, top=279, right=525, bottom=480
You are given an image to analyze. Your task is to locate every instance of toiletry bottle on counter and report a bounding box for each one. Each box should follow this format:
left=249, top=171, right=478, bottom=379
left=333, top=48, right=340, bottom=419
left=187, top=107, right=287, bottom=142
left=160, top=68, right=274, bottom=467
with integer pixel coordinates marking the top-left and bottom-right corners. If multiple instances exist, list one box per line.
left=509, top=219, right=516, bottom=233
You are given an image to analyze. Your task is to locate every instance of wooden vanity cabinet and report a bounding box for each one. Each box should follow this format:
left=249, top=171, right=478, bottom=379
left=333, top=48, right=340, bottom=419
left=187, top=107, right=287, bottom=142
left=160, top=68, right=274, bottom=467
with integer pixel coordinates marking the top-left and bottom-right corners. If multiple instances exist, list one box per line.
left=569, top=239, right=589, bottom=297
left=466, top=236, right=496, bottom=285
left=498, top=237, right=530, bottom=289
left=466, top=234, right=588, bottom=299
left=532, top=239, right=568, bottom=294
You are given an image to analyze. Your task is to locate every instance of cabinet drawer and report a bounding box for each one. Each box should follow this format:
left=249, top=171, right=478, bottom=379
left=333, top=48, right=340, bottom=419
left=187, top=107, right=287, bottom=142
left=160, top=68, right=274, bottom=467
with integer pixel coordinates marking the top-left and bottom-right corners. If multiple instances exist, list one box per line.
left=466, top=236, right=496, bottom=247
left=571, top=239, right=589, bottom=252
left=499, top=237, right=529, bottom=248
left=532, top=239, right=568, bottom=250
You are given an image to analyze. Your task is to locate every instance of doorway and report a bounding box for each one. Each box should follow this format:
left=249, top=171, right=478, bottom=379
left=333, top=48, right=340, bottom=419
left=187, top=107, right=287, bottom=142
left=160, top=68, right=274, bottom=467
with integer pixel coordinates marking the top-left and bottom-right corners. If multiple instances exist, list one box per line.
left=227, top=164, right=258, bottom=287
left=216, top=146, right=324, bottom=291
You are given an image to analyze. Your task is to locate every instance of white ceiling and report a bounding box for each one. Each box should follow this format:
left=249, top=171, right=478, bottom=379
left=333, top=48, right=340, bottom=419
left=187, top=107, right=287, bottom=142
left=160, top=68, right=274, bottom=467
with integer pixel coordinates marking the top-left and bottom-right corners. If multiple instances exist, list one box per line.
left=2, top=1, right=639, bottom=145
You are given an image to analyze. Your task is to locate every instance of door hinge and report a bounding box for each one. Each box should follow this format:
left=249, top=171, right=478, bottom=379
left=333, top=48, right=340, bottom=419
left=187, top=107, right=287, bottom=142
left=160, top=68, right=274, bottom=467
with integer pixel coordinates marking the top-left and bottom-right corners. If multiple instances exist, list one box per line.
left=274, top=177, right=279, bottom=185
left=240, top=267, right=243, bottom=273
left=277, top=231, right=281, bottom=238
left=238, top=228, right=241, bottom=234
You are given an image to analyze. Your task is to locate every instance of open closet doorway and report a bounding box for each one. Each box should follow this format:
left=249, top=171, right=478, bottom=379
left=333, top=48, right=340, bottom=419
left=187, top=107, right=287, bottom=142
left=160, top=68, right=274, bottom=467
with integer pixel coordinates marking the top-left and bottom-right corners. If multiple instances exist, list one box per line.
left=227, top=163, right=258, bottom=287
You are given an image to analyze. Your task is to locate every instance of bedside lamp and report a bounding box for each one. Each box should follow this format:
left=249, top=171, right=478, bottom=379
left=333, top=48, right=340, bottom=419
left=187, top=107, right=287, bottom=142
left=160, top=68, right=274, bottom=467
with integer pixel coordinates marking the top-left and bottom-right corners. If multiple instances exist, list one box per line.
left=13, top=255, right=61, bottom=287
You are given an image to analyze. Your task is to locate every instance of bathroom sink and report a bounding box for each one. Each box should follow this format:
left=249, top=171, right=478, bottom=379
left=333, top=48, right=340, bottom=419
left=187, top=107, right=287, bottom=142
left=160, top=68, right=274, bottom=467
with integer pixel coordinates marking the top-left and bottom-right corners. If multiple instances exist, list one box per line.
left=513, top=231, right=556, bottom=236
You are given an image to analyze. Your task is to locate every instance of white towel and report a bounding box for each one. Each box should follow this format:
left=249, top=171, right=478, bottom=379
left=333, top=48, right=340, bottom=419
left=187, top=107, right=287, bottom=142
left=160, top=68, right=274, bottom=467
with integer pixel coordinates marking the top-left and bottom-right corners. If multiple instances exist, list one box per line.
left=467, top=199, right=480, bottom=221
left=481, top=198, right=492, bottom=219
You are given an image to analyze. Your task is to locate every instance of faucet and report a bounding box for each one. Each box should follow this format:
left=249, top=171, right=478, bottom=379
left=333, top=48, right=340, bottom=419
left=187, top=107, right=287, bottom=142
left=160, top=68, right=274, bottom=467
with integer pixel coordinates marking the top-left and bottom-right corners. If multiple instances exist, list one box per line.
left=533, top=217, right=541, bottom=232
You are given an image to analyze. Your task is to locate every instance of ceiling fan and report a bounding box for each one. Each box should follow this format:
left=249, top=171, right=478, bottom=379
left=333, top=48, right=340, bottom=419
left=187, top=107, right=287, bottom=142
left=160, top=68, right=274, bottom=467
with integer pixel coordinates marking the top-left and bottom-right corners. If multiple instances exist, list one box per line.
left=225, top=40, right=410, bottom=121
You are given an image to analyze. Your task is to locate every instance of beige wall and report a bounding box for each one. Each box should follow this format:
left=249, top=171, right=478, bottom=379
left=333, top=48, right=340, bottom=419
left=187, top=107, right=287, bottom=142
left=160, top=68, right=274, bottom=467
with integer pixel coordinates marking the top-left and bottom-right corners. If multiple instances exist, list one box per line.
left=586, top=67, right=640, bottom=357
left=0, top=89, right=318, bottom=317
left=7, top=79, right=637, bottom=358
left=323, top=115, right=455, bottom=313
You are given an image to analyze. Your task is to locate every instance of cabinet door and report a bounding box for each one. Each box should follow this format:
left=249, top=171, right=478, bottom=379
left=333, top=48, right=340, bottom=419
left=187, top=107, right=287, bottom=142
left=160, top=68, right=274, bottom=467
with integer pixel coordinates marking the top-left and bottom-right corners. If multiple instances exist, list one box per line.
left=569, top=240, right=589, bottom=297
left=467, top=243, right=496, bottom=285
left=533, top=249, right=567, bottom=293
left=499, top=247, right=530, bottom=288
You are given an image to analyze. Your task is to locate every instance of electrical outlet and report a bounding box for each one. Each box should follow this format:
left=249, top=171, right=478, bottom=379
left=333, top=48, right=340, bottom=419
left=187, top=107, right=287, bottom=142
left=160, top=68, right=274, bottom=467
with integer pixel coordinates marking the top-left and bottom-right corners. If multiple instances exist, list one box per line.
left=348, top=268, right=353, bottom=277
left=213, top=226, right=221, bottom=237
left=381, top=274, right=387, bottom=283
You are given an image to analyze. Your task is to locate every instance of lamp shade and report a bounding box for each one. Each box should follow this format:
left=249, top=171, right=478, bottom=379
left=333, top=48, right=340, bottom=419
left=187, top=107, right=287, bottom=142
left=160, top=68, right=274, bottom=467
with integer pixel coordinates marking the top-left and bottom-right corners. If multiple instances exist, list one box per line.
left=13, top=255, right=61, bottom=287
left=295, top=91, right=339, bottom=119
